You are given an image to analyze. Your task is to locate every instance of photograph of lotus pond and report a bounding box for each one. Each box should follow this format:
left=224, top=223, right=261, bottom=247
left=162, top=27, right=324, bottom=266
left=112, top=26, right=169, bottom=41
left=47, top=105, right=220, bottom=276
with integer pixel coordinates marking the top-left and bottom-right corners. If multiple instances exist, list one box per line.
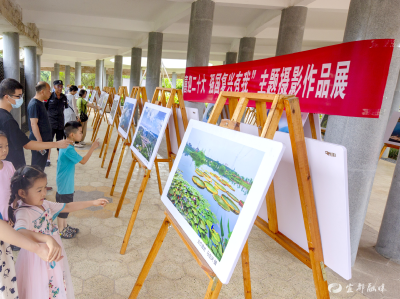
left=167, top=128, right=264, bottom=261
left=133, top=106, right=167, bottom=162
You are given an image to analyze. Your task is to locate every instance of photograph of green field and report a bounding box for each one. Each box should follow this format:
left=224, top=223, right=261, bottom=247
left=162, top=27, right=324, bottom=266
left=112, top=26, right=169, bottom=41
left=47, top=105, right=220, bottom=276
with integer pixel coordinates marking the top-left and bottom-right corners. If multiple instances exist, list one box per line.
left=167, top=128, right=264, bottom=261
left=132, top=106, right=167, bottom=162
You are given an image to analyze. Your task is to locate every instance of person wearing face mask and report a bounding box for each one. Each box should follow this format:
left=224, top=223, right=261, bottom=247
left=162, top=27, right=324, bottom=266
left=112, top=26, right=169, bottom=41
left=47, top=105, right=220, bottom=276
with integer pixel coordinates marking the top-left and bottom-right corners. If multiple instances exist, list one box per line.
left=45, top=80, right=68, bottom=153
left=0, top=78, right=71, bottom=170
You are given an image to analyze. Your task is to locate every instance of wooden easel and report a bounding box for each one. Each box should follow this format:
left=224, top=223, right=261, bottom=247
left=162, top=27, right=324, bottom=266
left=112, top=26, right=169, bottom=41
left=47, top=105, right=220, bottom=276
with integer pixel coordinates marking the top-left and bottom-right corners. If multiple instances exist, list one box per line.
left=90, top=87, right=104, bottom=127
left=114, top=87, right=189, bottom=255
left=92, top=89, right=114, bottom=142
left=207, top=92, right=328, bottom=298
left=99, top=91, right=123, bottom=168
left=379, top=143, right=399, bottom=159
left=107, top=87, right=147, bottom=196
left=129, top=99, right=259, bottom=299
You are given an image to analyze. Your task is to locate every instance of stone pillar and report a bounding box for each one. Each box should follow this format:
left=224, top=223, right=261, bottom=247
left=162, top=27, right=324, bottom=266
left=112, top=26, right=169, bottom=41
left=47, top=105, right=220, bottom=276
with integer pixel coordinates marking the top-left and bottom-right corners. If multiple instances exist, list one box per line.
left=171, top=72, right=177, bottom=88
left=324, top=0, right=400, bottom=265
left=238, top=37, right=256, bottom=63
left=51, top=71, right=54, bottom=87
left=106, top=74, right=109, bottom=87
left=65, top=65, right=71, bottom=87
left=275, top=6, right=307, bottom=56
left=114, top=55, right=123, bottom=90
left=95, top=59, right=102, bottom=88
left=54, top=63, right=60, bottom=82
left=185, top=0, right=215, bottom=118
left=24, top=46, right=37, bottom=107
left=103, top=64, right=106, bottom=89
left=130, top=48, right=142, bottom=91
left=36, top=55, right=41, bottom=83
left=3, top=32, right=21, bottom=125
left=75, top=62, right=81, bottom=86
left=146, top=32, right=163, bottom=100
left=225, top=52, right=237, bottom=64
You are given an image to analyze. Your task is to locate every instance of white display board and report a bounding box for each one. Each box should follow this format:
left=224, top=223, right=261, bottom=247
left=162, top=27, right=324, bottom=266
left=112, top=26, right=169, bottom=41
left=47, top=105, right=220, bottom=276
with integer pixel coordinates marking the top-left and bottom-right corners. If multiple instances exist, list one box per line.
left=278, top=113, right=321, bottom=140
left=240, top=123, right=351, bottom=280
left=130, top=103, right=172, bottom=169
left=383, top=111, right=400, bottom=146
left=168, top=107, right=199, bottom=155
left=108, top=95, right=120, bottom=124
left=98, top=92, right=109, bottom=115
left=161, top=120, right=285, bottom=284
left=89, top=90, right=97, bottom=103
left=118, top=97, right=137, bottom=140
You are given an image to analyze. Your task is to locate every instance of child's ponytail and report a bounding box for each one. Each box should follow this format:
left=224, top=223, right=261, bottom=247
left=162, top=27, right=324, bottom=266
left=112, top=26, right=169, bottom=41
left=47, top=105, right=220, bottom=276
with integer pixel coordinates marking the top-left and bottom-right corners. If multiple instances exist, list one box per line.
left=8, top=165, right=47, bottom=224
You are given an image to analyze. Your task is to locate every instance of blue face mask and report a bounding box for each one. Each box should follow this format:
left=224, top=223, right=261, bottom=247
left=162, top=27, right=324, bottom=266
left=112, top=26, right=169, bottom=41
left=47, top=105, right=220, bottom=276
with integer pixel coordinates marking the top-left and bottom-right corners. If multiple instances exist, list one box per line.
left=10, top=97, right=24, bottom=109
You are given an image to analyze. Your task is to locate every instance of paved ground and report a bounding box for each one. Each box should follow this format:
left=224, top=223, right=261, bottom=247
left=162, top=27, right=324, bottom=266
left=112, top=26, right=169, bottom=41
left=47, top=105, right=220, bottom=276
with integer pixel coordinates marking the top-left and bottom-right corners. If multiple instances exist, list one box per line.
left=20, top=114, right=399, bottom=298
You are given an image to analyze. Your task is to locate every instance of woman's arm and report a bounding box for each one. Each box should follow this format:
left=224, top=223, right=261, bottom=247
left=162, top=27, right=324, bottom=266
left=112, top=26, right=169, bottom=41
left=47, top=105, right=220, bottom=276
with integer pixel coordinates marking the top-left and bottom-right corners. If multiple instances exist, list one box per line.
left=0, top=220, right=60, bottom=262
left=63, top=198, right=109, bottom=213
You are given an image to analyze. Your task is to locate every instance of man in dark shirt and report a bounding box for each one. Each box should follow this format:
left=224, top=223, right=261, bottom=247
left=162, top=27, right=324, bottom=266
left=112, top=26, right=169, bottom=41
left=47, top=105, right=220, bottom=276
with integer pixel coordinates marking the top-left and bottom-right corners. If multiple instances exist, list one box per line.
left=28, top=82, right=53, bottom=170
left=0, top=78, right=71, bottom=170
left=45, top=80, right=68, bottom=149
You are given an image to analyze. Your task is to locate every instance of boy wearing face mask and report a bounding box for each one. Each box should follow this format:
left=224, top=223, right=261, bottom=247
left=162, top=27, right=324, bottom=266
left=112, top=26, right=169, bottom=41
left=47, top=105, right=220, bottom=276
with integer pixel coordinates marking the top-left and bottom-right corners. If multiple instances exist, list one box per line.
left=0, top=78, right=71, bottom=170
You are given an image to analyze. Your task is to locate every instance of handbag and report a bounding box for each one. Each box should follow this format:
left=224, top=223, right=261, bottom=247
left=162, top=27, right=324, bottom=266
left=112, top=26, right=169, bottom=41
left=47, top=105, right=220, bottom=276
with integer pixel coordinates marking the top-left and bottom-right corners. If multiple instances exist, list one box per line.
left=79, top=98, right=88, bottom=122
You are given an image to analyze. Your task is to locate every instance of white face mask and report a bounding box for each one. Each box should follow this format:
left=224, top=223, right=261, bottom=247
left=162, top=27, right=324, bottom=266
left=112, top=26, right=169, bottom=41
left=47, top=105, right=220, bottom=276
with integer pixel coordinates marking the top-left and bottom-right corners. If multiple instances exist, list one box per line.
left=8, top=96, right=24, bottom=109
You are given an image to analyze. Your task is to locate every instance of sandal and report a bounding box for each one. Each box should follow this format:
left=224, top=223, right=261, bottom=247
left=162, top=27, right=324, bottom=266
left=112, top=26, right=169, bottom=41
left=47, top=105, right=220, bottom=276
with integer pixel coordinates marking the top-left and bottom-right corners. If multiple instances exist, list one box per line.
left=60, top=227, right=76, bottom=239
left=66, top=224, right=79, bottom=234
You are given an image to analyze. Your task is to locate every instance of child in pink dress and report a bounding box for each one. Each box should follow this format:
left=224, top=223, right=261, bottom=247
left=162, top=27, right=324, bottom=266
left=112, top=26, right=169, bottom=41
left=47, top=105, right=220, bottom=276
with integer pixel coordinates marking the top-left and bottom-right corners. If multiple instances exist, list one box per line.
left=9, top=165, right=108, bottom=299
left=0, top=131, right=15, bottom=221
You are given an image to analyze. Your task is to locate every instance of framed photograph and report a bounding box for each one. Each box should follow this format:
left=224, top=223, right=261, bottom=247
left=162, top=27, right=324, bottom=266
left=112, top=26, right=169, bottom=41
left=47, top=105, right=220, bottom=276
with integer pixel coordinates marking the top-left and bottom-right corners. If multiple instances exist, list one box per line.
left=98, top=92, right=109, bottom=115
left=161, top=120, right=285, bottom=284
left=88, top=90, right=97, bottom=103
left=84, top=89, right=90, bottom=102
left=383, top=112, right=400, bottom=146
left=108, top=95, right=121, bottom=124
left=118, top=97, right=137, bottom=140
left=130, top=102, right=172, bottom=169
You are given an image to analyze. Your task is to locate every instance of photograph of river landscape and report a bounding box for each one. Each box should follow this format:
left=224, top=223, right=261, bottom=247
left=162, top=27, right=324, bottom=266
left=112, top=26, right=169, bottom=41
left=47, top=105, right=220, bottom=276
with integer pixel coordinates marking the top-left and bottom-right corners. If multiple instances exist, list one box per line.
left=167, top=128, right=265, bottom=261
left=389, top=117, right=400, bottom=144
left=133, top=106, right=167, bottom=162
left=119, top=100, right=134, bottom=133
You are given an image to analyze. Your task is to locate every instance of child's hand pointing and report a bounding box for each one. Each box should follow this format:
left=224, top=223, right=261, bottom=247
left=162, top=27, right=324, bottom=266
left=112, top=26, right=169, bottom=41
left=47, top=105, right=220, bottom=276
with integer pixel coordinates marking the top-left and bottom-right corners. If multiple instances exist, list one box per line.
left=93, top=198, right=109, bottom=208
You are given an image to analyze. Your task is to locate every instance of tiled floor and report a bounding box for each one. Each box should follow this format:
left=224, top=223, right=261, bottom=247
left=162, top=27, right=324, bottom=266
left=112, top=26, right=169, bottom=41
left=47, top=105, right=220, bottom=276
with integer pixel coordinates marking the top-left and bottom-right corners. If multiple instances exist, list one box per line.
left=21, top=115, right=399, bottom=298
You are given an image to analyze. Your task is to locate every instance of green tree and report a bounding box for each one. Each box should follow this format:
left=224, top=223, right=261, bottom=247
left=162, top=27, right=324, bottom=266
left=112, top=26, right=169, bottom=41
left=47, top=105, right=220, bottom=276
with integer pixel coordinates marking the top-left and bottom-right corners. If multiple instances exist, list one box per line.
left=40, top=71, right=51, bottom=84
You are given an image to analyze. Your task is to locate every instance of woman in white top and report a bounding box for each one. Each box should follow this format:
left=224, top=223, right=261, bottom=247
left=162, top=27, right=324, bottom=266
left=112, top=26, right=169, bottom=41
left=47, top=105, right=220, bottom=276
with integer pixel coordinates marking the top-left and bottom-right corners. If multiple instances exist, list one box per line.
left=64, top=85, right=80, bottom=124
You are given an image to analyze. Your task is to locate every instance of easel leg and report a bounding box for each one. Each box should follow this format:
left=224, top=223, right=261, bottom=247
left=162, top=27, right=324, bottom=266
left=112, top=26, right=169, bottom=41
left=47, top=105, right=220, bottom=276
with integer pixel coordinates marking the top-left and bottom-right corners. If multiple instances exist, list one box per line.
left=120, top=169, right=151, bottom=254
left=129, top=217, right=170, bottom=299
left=101, top=126, right=113, bottom=167
left=379, top=145, right=388, bottom=160
left=115, top=159, right=137, bottom=218
left=241, top=241, right=252, bottom=299
left=204, top=277, right=223, bottom=299
left=99, top=125, right=110, bottom=158
left=110, top=142, right=126, bottom=195
left=154, top=159, right=163, bottom=195
left=106, top=135, right=121, bottom=178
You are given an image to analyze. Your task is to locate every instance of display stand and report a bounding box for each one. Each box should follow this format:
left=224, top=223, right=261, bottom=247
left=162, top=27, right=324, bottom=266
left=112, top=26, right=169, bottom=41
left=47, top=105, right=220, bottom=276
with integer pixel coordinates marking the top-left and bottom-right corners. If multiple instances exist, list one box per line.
left=207, top=92, right=329, bottom=298
left=92, top=89, right=114, bottom=142
left=99, top=91, right=123, bottom=168
left=379, top=143, right=400, bottom=159
left=114, top=87, right=189, bottom=255
left=90, top=86, right=104, bottom=127
left=107, top=87, right=147, bottom=195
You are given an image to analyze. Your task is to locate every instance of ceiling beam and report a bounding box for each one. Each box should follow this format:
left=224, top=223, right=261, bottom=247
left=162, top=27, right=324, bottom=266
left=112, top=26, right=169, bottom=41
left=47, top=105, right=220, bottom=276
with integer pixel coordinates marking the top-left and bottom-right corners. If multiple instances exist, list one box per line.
left=153, top=3, right=192, bottom=32
left=43, top=41, right=119, bottom=56
left=245, top=10, right=281, bottom=37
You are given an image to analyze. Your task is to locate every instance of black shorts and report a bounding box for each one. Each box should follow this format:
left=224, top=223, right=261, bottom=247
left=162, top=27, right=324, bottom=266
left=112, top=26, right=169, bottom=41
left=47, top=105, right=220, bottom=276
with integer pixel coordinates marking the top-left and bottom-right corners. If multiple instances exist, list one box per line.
left=56, top=193, right=73, bottom=219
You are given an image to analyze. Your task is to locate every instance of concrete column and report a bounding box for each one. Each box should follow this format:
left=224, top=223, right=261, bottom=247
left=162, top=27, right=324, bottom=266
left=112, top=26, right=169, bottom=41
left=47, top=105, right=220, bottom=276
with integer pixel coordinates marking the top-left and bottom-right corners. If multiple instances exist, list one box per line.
left=75, top=62, right=81, bottom=86
left=324, top=0, right=400, bottom=265
left=238, top=37, right=256, bottom=63
left=130, top=48, right=142, bottom=91
left=24, top=46, right=37, bottom=105
left=275, top=6, right=307, bottom=56
left=185, top=0, right=215, bottom=118
left=3, top=32, right=21, bottom=125
left=51, top=71, right=54, bottom=87
left=106, top=74, right=109, bottom=87
left=103, top=64, right=106, bottom=89
left=171, top=72, right=177, bottom=88
left=225, top=52, right=237, bottom=64
left=114, top=55, right=123, bottom=90
left=146, top=32, right=163, bottom=99
left=36, top=55, right=41, bottom=83
left=54, top=63, right=60, bottom=82
left=95, top=59, right=103, bottom=87
left=65, top=65, right=71, bottom=87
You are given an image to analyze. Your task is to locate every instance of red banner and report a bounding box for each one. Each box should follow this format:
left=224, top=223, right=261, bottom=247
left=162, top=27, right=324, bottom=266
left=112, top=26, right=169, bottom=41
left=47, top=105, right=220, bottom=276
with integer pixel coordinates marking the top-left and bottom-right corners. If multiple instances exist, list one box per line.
left=183, top=39, right=394, bottom=118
